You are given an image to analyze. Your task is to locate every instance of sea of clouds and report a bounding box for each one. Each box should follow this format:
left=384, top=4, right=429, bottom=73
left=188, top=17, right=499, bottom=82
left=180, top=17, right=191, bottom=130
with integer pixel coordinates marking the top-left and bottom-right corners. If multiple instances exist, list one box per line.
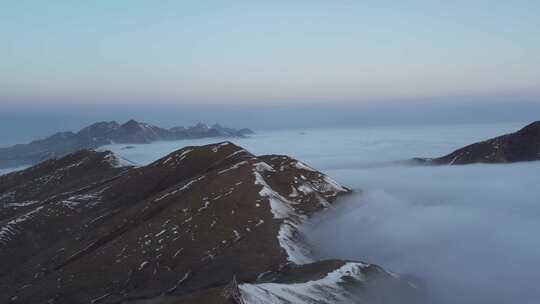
left=3, top=121, right=538, bottom=303
left=305, top=161, right=540, bottom=303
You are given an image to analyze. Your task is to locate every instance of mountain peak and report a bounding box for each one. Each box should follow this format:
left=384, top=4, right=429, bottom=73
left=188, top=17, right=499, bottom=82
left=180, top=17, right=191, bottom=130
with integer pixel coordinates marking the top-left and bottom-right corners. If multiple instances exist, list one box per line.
left=121, top=119, right=143, bottom=128
left=77, top=121, right=120, bottom=137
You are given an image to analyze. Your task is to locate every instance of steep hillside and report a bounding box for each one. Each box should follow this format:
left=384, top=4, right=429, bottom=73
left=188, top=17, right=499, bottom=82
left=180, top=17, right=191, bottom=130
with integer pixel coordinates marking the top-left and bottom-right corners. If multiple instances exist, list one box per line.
left=0, top=143, right=415, bottom=303
left=414, top=121, right=540, bottom=165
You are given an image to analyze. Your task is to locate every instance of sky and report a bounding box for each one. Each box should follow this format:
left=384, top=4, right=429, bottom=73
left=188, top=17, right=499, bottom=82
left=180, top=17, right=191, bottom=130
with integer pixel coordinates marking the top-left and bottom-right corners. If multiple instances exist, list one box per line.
left=0, top=1, right=539, bottom=140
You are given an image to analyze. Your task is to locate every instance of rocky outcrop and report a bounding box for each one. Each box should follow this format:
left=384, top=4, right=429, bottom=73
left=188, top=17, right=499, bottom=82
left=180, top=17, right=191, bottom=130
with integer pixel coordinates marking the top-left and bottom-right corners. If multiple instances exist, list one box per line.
left=414, top=121, right=540, bottom=165
left=0, top=143, right=415, bottom=304
left=0, top=120, right=254, bottom=169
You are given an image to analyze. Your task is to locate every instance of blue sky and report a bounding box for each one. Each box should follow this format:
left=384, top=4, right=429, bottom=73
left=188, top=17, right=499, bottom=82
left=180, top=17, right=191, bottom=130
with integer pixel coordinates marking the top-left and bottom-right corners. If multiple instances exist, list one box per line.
left=2, top=1, right=539, bottom=107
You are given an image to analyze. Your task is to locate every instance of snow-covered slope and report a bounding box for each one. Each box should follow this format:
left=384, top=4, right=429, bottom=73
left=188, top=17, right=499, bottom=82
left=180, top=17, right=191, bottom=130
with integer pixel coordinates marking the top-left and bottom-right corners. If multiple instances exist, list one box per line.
left=240, top=262, right=369, bottom=303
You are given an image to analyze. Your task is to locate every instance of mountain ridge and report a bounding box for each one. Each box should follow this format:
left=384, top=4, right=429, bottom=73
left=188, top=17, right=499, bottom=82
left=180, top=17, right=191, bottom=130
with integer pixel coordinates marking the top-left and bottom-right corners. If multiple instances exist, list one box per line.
left=0, top=120, right=254, bottom=169
left=414, top=121, right=540, bottom=165
left=0, top=142, right=418, bottom=303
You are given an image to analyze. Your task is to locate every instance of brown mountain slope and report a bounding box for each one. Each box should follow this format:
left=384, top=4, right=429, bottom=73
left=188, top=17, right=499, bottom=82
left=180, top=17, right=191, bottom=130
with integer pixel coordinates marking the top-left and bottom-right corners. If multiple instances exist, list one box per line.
left=0, top=142, right=416, bottom=303
left=414, top=121, right=540, bottom=165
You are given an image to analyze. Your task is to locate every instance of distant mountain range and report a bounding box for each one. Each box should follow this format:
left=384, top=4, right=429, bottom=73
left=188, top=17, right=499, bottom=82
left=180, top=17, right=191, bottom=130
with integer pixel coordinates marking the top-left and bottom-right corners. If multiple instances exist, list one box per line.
left=0, top=120, right=254, bottom=169
left=414, top=121, right=540, bottom=165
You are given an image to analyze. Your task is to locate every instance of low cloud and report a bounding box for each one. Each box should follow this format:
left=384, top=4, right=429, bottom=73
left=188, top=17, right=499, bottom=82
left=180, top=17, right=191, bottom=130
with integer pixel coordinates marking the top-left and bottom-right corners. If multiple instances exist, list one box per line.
left=304, top=162, right=540, bottom=304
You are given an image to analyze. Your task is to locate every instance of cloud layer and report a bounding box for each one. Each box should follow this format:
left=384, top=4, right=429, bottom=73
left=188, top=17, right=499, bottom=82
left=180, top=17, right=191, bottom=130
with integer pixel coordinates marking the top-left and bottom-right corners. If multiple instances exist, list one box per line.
left=305, top=162, right=540, bottom=303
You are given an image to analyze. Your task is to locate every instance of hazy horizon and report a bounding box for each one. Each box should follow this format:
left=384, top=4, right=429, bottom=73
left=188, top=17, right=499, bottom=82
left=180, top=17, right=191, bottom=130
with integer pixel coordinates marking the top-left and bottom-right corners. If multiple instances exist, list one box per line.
left=0, top=99, right=538, bottom=145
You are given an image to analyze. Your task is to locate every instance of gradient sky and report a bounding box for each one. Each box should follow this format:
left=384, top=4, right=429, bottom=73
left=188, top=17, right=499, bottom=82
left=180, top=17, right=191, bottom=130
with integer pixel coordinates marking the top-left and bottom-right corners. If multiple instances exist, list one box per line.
left=2, top=0, right=540, bottom=107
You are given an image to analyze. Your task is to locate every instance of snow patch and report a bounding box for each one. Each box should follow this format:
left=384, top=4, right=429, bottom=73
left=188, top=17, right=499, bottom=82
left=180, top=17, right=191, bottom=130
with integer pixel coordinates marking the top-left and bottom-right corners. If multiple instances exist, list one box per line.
left=198, top=201, right=210, bottom=212
left=60, top=193, right=101, bottom=209
left=4, top=200, right=39, bottom=208
left=212, top=142, right=228, bottom=152
left=253, top=161, right=276, bottom=173
left=289, top=186, right=299, bottom=198
left=104, top=152, right=137, bottom=168
left=293, top=161, right=317, bottom=172
left=225, top=149, right=248, bottom=159
left=217, top=161, right=248, bottom=175
left=155, top=230, right=166, bottom=237
left=138, top=261, right=150, bottom=270
left=0, top=206, right=44, bottom=245
left=253, top=171, right=294, bottom=219
left=154, top=175, right=205, bottom=202
left=297, top=184, right=314, bottom=195
left=253, top=169, right=311, bottom=264
left=233, top=230, right=241, bottom=241
left=312, top=175, right=347, bottom=193
left=239, top=262, right=369, bottom=304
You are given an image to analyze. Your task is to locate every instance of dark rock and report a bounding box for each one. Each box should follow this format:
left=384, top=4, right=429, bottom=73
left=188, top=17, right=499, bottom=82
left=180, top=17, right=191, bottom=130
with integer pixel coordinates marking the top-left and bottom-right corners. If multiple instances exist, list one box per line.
left=415, top=121, right=540, bottom=165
